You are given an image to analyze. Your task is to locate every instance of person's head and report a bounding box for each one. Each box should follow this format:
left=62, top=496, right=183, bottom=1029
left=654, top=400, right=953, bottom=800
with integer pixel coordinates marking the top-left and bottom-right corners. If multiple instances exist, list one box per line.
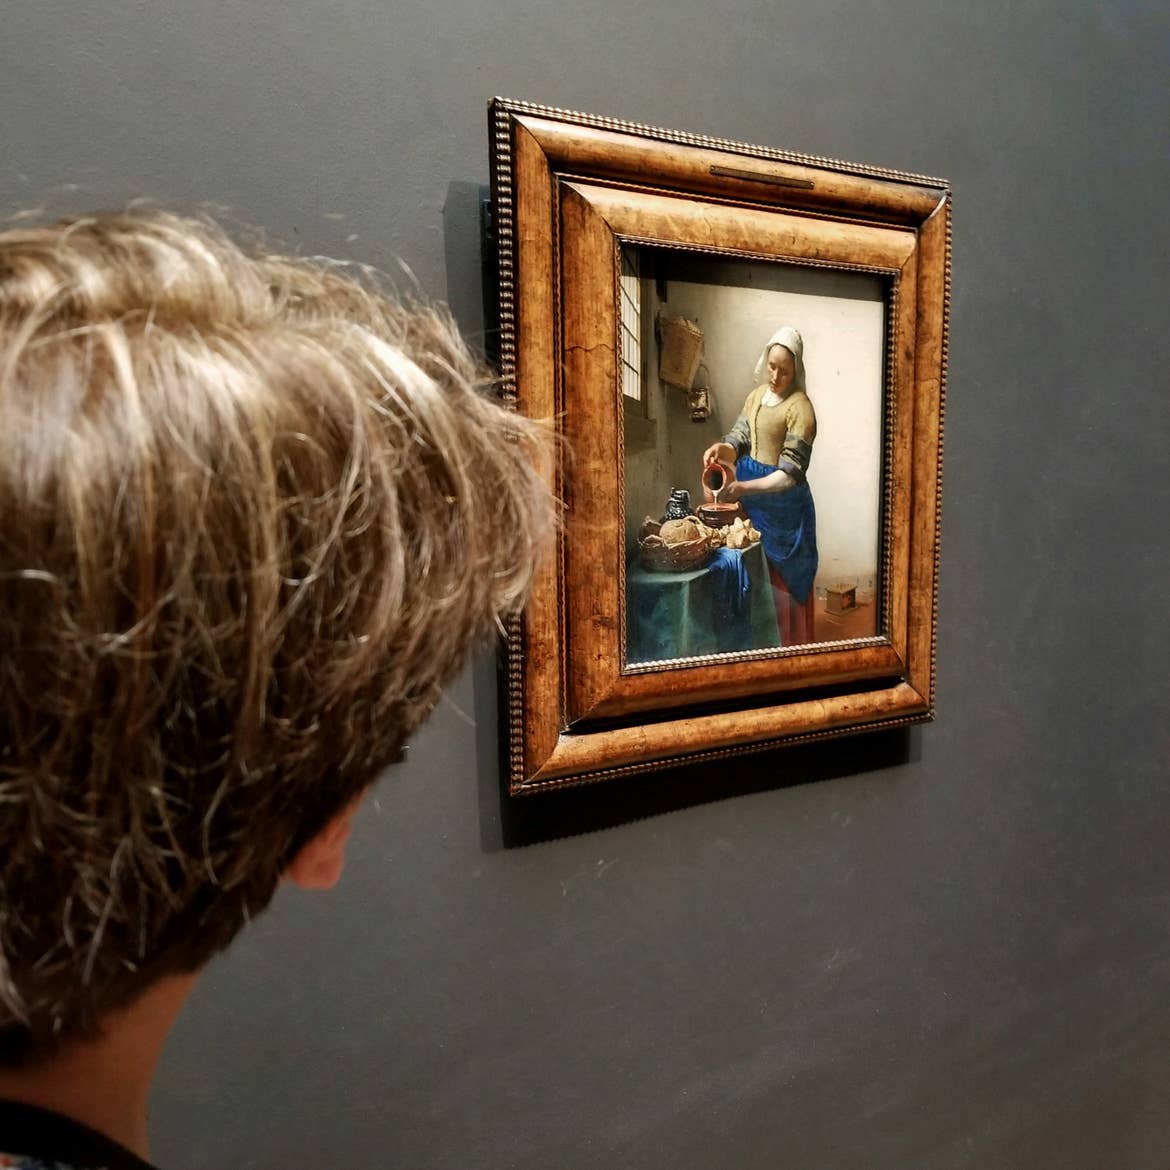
left=766, top=343, right=796, bottom=394
left=754, top=325, right=806, bottom=395
left=0, top=209, right=554, bottom=1062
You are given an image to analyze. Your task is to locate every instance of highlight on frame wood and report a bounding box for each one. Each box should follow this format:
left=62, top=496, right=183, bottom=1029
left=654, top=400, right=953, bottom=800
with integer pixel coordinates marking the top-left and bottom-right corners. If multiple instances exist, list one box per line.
left=488, top=98, right=950, bottom=795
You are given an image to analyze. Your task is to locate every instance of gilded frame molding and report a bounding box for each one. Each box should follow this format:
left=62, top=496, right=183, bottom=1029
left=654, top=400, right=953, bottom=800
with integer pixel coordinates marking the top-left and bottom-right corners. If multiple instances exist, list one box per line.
left=488, top=98, right=950, bottom=795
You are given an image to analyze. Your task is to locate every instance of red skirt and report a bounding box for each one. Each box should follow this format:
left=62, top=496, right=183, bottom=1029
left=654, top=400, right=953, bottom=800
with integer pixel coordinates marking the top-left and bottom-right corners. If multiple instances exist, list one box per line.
left=767, top=563, right=815, bottom=646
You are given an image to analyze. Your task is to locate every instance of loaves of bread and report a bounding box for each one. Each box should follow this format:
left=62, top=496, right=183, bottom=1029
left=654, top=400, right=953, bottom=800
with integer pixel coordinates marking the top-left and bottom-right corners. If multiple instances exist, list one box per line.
left=658, top=517, right=706, bottom=546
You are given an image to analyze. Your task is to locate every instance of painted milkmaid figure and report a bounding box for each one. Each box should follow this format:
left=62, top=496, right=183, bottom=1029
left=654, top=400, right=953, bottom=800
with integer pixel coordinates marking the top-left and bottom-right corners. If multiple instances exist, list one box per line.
left=702, top=325, right=819, bottom=644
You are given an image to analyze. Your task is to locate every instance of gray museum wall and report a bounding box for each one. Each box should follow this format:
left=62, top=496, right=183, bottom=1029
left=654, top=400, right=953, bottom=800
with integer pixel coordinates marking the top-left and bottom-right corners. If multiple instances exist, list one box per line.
left=3, top=2, right=1169, bottom=1167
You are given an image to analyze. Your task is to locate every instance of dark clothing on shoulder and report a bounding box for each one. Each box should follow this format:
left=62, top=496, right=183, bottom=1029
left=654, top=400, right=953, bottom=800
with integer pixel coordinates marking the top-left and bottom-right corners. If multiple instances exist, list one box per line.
left=0, top=1099, right=158, bottom=1170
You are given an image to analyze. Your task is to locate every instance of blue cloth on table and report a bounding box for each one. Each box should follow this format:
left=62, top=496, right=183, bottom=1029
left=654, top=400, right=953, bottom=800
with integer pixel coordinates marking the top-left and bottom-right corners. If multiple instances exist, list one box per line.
left=736, top=454, right=818, bottom=603
left=706, top=546, right=755, bottom=652
left=707, top=546, right=751, bottom=627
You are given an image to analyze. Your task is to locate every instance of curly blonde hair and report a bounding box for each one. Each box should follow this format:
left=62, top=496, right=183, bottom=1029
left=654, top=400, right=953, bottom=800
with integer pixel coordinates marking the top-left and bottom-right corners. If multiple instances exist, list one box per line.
left=0, top=210, right=554, bottom=1056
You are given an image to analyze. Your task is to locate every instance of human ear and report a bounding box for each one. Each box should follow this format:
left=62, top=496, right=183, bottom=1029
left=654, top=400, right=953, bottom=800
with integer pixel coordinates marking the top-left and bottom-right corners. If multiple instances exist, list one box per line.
left=284, top=791, right=367, bottom=890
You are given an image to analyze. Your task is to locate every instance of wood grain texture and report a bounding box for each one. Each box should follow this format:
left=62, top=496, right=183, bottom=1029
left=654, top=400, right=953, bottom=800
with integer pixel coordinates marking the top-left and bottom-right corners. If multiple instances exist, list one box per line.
left=489, top=99, right=948, bottom=793
left=568, top=180, right=917, bottom=270
left=881, top=246, right=920, bottom=663
left=525, top=683, right=930, bottom=788
left=557, top=180, right=913, bottom=724
left=906, top=197, right=950, bottom=708
left=574, top=643, right=907, bottom=724
left=519, top=114, right=943, bottom=225
left=560, top=185, right=622, bottom=724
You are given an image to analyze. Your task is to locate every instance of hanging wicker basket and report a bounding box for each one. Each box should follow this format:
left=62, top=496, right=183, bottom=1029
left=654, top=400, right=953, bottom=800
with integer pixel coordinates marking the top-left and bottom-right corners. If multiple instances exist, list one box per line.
left=657, top=313, right=704, bottom=389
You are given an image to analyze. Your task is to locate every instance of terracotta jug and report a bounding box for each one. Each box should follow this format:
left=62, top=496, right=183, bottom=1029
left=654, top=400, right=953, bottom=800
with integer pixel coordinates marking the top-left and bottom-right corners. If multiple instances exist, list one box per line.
left=697, top=459, right=744, bottom=528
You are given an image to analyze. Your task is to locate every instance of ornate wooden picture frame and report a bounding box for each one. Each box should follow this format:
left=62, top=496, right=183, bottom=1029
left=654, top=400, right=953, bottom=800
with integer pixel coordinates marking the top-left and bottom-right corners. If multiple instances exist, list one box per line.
left=488, top=98, right=950, bottom=795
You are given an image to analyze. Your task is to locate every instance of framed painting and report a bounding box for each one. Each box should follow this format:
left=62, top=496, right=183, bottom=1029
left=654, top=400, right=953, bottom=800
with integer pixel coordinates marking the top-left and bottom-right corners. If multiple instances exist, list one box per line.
left=487, top=98, right=950, bottom=795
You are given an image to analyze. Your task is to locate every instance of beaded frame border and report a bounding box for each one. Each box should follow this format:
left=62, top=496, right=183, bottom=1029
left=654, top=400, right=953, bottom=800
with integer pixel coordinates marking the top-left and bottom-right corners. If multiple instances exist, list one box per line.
left=488, top=98, right=950, bottom=794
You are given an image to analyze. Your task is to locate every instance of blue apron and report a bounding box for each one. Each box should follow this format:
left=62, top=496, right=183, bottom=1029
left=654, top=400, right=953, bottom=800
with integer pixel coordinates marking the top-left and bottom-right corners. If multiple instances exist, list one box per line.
left=736, top=455, right=818, bottom=603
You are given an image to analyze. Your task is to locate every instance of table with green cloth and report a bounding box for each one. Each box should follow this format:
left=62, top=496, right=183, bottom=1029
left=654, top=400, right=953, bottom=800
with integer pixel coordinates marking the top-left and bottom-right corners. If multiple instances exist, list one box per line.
left=626, top=540, right=781, bottom=664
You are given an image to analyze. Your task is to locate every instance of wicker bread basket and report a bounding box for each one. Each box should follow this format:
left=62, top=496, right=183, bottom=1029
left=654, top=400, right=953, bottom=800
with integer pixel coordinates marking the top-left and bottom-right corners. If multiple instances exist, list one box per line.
left=638, top=536, right=712, bottom=573
left=636, top=516, right=713, bottom=573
